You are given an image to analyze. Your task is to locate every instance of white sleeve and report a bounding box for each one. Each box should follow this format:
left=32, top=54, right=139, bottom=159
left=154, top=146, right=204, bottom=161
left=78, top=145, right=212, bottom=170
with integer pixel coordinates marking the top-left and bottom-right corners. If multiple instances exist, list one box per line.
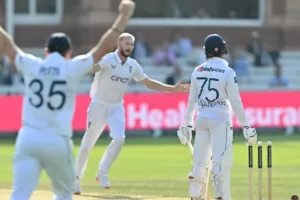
left=97, top=55, right=110, bottom=69
left=70, top=54, right=94, bottom=77
left=15, top=52, right=41, bottom=74
left=133, top=62, right=147, bottom=81
left=225, top=70, right=249, bottom=126
left=184, top=72, right=198, bottom=125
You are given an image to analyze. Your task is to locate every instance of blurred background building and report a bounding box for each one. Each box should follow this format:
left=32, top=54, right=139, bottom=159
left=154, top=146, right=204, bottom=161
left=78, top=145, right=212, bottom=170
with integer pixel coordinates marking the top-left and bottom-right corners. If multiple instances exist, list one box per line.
left=0, top=0, right=299, bottom=135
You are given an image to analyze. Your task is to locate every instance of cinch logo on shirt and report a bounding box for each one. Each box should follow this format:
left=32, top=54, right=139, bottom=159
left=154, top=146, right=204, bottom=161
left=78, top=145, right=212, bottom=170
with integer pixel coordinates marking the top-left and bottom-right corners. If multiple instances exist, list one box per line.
left=111, top=75, right=130, bottom=83
left=198, top=66, right=225, bottom=73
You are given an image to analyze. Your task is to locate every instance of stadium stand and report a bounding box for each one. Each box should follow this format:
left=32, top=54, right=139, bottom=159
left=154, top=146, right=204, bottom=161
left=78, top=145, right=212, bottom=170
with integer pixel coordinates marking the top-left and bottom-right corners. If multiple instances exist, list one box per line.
left=0, top=49, right=299, bottom=94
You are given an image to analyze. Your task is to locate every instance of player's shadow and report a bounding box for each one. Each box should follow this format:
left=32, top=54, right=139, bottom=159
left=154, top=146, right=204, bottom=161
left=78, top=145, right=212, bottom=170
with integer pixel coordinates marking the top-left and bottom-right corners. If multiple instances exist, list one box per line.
left=80, top=194, right=153, bottom=200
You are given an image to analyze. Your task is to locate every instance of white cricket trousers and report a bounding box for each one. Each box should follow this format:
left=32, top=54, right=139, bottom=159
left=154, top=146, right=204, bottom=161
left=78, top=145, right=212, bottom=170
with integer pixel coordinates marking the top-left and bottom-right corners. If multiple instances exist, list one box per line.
left=11, top=127, right=74, bottom=200
left=193, top=116, right=233, bottom=200
left=75, top=101, right=125, bottom=178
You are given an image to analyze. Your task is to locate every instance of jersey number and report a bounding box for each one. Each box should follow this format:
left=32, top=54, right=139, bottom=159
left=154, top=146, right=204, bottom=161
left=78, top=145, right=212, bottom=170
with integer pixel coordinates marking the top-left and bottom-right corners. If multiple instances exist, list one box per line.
left=29, top=79, right=66, bottom=110
left=197, top=77, right=219, bottom=101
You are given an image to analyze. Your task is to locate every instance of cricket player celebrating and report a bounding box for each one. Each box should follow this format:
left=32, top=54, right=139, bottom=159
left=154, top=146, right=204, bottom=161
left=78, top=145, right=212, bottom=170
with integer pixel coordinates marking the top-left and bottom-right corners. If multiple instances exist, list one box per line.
left=177, top=34, right=257, bottom=200
left=73, top=33, right=190, bottom=194
left=0, top=1, right=135, bottom=199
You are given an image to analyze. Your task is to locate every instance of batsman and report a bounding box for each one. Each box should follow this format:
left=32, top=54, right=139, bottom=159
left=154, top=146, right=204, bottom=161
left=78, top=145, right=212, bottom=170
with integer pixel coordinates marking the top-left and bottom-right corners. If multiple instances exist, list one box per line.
left=177, top=34, right=257, bottom=200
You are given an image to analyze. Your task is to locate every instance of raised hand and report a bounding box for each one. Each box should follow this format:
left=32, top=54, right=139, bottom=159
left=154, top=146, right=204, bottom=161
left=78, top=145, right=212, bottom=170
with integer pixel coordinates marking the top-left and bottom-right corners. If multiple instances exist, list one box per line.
left=118, top=0, right=136, bottom=18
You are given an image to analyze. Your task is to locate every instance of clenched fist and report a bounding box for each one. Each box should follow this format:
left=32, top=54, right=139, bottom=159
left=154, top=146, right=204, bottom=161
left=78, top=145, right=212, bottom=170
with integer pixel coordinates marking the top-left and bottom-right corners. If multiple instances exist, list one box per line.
left=119, top=0, right=136, bottom=18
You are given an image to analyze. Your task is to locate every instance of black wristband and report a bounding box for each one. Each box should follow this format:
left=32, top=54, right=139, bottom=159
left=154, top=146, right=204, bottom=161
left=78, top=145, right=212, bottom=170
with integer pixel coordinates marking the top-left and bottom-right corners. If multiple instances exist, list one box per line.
left=111, top=27, right=123, bottom=34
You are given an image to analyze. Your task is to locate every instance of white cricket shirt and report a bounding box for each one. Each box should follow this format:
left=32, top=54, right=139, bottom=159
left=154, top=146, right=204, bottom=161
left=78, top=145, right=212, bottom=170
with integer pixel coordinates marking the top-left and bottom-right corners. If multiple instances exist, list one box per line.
left=90, top=51, right=147, bottom=106
left=15, top=52, right=94, bottom=137
left=185, top=57, right=248, bottom=126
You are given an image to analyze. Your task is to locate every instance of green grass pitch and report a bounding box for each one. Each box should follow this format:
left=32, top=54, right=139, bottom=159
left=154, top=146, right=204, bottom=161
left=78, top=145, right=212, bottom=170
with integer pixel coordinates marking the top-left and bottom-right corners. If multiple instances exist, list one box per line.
left=0, top=133, right=299, bottom=199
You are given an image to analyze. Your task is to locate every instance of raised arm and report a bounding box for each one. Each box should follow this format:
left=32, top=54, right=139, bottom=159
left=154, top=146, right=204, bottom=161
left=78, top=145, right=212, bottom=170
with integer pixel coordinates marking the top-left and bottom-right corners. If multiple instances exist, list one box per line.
left=89, top=0, right=135, bottom=73
left=0, top=26, right=23, bottom=63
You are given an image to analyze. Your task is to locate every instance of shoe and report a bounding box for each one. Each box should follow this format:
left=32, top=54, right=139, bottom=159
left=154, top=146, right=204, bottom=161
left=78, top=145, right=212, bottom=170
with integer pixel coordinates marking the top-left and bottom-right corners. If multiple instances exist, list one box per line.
left=73, top=176, right=81, bottom=195
left=95, top=170, right=110, bottom=189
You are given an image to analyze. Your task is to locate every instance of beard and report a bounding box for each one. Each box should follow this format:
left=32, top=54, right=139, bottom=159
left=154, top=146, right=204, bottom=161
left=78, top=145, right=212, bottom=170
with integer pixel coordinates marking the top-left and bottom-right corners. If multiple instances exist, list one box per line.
left=120, top=48, right=132, bottom=57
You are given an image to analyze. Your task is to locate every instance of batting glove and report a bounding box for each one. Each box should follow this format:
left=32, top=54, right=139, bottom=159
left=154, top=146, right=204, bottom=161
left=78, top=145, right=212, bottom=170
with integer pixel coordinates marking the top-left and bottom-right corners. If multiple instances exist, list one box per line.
left=177, top=125, right=193, bottom=145
left=243, top=126, right=257, bottom=145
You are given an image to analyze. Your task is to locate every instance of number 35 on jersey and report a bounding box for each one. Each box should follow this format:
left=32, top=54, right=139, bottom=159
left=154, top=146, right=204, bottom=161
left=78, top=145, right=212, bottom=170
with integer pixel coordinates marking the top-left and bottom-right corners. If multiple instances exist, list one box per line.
left=28, top=79, right=67, bottom=111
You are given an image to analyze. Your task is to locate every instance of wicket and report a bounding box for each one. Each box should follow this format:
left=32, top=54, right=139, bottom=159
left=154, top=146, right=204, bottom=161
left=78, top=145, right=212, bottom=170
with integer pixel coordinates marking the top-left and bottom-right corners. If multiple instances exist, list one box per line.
left=248, top=141, right=272, bottom=200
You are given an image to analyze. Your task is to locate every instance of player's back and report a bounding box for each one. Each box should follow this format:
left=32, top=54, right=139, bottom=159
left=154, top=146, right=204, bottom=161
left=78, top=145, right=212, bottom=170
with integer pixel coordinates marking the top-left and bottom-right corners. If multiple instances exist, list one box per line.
left=16, top=52, right=93, bottom=137
left=192, top=57, right=233, bottom=120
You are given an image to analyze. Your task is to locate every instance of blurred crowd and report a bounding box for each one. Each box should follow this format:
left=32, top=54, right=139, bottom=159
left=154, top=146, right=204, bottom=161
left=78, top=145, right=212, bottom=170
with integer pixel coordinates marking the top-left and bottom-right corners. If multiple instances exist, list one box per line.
left=0, top=31, right=290, bottom=90
left=0, top=0, right=290, bottom=90
left=0, top=57, right=22, bottom=86
left=135, top=0, right=258, bottom=19
left=130, top=30, right=289, bottom=88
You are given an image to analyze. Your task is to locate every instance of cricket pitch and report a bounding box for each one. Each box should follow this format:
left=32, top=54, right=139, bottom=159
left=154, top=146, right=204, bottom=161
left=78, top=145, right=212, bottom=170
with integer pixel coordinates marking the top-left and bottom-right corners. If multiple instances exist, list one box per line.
left=0, top=189, right=187, bottom=200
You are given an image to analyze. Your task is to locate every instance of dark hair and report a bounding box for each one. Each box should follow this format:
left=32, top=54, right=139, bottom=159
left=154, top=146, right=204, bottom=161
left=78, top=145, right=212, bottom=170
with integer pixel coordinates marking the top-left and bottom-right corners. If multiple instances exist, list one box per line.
left=46, top=32, right=72, bottom=57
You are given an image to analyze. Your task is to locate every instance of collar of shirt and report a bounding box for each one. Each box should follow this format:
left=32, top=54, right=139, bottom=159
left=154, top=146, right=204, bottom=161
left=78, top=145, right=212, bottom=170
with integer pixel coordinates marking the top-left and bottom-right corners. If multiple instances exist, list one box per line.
left=114, top=50, right=127, bottom=65
left=207, top=57, right=228, bottom=66
left=45, top=52, right=66, bottom=63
